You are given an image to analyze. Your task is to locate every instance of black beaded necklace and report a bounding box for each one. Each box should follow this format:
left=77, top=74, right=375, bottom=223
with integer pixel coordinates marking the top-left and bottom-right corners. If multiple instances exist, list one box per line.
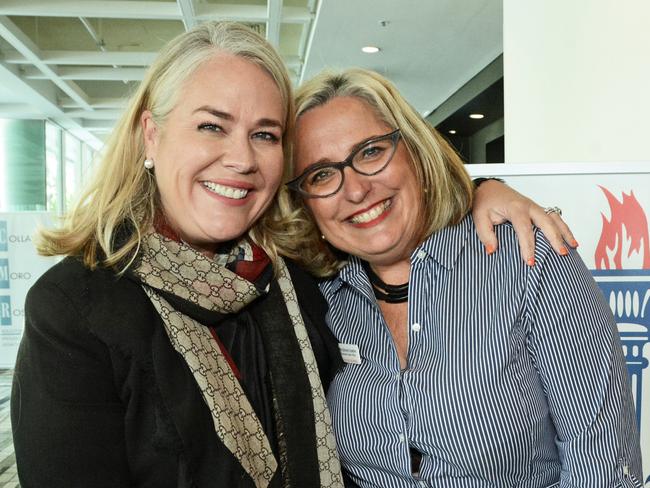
left=362, top=261, right=409, bottom=303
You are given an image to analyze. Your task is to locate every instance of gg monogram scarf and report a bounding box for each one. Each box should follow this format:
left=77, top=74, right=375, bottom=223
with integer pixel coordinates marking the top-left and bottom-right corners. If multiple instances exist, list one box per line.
left=132, top=232, right=343, bottom=488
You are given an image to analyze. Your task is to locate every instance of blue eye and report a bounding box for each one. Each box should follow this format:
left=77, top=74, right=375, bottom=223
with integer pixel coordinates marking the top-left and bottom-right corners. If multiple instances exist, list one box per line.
left=307, top=167, right=338, bottom=186
left=361, top=145, right=385, bottom=159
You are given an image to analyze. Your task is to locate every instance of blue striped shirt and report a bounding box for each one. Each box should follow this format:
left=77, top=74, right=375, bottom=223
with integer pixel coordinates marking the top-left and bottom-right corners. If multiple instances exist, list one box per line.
left=321, top=215, right=642, bottom=487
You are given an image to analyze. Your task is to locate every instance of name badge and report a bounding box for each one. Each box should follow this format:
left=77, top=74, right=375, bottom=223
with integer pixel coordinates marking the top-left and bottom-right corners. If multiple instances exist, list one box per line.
left=338, top=343, right=362, bottom=364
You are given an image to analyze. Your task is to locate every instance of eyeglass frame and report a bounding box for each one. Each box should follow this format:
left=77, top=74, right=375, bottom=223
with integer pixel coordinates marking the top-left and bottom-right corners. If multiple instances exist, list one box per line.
left=286, top=128, right=402, bottom=198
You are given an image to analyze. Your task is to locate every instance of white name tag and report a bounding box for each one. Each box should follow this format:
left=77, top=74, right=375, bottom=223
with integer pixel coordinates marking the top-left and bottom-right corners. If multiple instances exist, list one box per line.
left=338, top=343, right=362, bottom=364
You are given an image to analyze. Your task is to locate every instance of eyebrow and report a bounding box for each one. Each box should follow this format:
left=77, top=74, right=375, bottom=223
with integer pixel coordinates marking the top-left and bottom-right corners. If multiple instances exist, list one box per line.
left=311, top=132, right=390, bottom=166
left=193, top=105, right=284, bottom=130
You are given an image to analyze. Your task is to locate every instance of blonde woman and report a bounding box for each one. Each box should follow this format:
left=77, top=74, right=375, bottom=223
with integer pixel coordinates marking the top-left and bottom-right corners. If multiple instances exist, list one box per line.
left=11, top=22, right=343, bottom=488
left=285, top=68, right=642, bottom=487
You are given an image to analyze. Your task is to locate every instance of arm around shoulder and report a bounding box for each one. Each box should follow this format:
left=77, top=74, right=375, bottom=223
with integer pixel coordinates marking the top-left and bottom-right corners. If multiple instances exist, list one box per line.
left=11, top=263, right=130, bottom=487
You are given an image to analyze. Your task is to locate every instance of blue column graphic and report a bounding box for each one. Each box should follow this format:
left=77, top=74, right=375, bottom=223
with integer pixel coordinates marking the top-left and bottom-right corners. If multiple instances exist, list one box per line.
left=593, top=270, right=650, bottom=431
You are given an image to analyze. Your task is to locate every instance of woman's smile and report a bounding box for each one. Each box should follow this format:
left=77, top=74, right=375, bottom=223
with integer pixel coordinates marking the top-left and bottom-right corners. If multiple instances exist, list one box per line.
left=347, top=198, right=393, bottom=227
left=201, top=181, right=250, bottom=200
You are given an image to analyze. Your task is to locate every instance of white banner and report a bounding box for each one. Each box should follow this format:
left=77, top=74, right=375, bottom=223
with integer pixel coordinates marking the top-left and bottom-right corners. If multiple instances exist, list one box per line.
left=469, top=162, right=650, bottom=485
left=0, top=212, right=58, bottom=368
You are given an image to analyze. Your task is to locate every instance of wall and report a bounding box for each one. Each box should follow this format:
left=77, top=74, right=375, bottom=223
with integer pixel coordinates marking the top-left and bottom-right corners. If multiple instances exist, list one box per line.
left=503, top=0, right=650, bottom=164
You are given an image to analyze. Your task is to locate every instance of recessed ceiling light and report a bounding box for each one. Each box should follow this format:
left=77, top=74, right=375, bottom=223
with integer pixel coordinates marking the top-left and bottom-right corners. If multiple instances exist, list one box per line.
left=361, top=46, right=380, bottom=54
left=469, top=113, right=484, bottom=119
left=448, top=130, right=457, bottom=134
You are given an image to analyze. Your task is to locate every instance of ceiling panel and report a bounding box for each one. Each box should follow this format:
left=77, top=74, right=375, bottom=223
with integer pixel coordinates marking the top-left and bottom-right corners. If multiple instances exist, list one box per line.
left=0, top=0, right=502, bottom=149
left=301, top=0, right=502, bottom=116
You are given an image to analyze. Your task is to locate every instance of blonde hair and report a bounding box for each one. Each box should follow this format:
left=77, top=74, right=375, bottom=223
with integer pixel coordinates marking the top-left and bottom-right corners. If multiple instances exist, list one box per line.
left=37, top=22, right=295, bottom=272
left=278, top=68, right=474, bottom=277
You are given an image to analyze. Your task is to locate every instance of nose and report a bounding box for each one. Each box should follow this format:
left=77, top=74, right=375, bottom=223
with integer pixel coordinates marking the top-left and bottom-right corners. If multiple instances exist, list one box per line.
left=341, top=166, right=371, bottom=203
left=222, top=134, right=258, bottom=173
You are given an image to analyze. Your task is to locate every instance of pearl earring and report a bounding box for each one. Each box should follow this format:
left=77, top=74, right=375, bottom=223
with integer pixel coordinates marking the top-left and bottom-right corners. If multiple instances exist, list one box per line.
left=144, top=158, right=154, bottom=170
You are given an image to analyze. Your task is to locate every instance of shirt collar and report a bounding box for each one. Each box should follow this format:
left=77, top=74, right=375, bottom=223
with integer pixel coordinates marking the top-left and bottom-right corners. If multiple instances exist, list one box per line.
left=324, top=257, right=371, bottom=298
left=324, top=214, right=473, bottom=296
left=414, top=213, right=472, bottom=270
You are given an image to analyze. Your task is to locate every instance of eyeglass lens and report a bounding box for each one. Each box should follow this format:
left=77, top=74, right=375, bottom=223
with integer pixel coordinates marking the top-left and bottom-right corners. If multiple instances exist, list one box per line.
left=301, top=135, right=397, bottom=196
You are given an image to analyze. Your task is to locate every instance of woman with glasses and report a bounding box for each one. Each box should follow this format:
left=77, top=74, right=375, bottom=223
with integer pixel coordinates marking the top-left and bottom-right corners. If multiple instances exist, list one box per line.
left=283, top=68, right=643, bottom=487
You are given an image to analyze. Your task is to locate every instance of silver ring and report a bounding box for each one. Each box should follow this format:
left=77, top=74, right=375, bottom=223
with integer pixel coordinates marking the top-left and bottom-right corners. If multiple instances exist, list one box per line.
left=544, top=206, right=562, bottom=216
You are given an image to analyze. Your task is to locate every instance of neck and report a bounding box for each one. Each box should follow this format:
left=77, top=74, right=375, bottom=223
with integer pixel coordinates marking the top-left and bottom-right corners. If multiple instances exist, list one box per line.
left=367, top=259, right=411, bottom=285
left=363, top=259, right=411, bottom=304
left=153, top=211, right=218, bottom=258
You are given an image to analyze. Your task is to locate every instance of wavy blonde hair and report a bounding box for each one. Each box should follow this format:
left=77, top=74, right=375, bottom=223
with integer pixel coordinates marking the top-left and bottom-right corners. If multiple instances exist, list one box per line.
left=37, top=22, right=295, bottom=272
left=277, top=68, right=474, bottom=277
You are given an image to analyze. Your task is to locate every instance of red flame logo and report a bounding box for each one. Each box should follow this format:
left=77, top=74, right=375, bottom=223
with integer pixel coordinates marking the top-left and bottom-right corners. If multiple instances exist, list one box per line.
left=594, top=186, right=650, bottom=270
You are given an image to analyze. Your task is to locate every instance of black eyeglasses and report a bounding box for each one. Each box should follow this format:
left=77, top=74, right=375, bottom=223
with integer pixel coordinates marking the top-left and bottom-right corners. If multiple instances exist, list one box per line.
left=287, top=129, right=401, bottom=198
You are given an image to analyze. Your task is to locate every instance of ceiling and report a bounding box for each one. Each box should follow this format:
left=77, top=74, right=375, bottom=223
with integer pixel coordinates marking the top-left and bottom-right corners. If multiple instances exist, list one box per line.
left=0, top=0, right=503, bottom=150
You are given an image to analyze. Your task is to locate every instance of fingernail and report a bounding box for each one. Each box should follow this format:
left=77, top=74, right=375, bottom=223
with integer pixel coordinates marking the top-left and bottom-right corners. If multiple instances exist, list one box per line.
left=485, top=245, right=495, bottom=255
left=571, top=240, right=579, bottom=248
left=559, top=246, right=569, bottom=256
left=527, top=257, right=536, bottom=267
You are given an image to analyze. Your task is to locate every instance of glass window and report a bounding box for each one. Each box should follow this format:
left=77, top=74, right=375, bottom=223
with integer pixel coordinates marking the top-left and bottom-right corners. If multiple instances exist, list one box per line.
left=81, top=142, right=95, bottom=184
left=45, top=122, right=62, bottom=213
left=0, top=119, right=46, bottom=212
left=0, top=119, right=7, bottom=210
left=63, top=132, right=82, bottom=210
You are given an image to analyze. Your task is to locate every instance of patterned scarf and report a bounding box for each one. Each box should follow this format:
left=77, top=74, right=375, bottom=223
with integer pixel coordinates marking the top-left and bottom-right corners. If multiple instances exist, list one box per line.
left=133, top=232, right=343, bottom=488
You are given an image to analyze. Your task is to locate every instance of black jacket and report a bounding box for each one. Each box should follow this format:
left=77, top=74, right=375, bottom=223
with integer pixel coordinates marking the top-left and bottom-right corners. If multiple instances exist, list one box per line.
left=11, top=256, right=341, bottom=488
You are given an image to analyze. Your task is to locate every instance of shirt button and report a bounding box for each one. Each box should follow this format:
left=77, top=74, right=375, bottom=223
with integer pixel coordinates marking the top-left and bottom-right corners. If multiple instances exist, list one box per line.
left=418, top=481, right=427, bottom=487
left=398, top=433, right=406, bottom=443
left=411, top=322, right=421, bottom=332
left=416, top=250, right=427, bottom=260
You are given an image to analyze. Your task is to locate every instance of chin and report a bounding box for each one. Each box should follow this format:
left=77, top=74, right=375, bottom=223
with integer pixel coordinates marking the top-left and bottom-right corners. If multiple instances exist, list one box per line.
left=209, top=229, right=248, bottom=243
left=182, top=225, right=245, bottom=249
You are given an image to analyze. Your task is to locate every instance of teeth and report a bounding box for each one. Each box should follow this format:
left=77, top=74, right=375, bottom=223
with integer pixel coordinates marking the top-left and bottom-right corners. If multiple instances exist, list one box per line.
left=203, top=181, right=249, bottom=199
left=350, top=200, right=391, bottom=224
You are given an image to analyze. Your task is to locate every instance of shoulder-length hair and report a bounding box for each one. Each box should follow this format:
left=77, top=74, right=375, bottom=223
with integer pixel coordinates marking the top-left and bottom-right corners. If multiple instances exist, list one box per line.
left=277, top=68, right=473, bottom=277
left=37, top=21, right=295, bottom=272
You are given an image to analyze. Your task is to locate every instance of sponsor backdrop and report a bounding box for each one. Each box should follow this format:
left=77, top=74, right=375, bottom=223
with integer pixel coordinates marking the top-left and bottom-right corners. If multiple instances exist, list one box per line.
left=0, top=212, right=58, bottom=369
left=469, top=162, right=650, bottom=485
